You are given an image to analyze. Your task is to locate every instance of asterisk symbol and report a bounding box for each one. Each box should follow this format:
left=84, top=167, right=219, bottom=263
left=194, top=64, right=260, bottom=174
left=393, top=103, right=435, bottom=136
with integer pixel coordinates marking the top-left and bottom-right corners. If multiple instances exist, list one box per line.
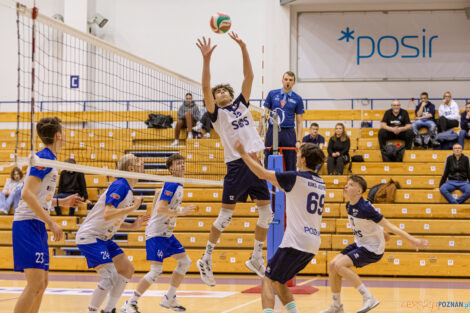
left=338, top=27, right=355, bottom=42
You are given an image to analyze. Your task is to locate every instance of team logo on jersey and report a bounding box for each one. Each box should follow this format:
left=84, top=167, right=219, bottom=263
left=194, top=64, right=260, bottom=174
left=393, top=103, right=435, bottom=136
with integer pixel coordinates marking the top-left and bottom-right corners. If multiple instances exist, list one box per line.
left=110, top=193, right=120, bottom=200
left=36, top=166, right=45, bottom=170
left=280, top=100, right=287, bottom=108
left=165, top=190, right=173, bottom=197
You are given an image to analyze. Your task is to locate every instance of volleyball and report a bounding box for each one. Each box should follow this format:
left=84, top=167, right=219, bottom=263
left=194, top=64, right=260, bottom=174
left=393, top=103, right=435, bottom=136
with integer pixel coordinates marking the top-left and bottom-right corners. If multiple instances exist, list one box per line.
left=210, top=13, right=231, bottom=34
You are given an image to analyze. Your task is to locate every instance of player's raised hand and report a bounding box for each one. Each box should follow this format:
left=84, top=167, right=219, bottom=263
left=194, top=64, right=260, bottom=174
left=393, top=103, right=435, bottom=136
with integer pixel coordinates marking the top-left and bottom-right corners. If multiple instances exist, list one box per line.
left=132, top=215, right=150, bottom=230
left=412, top=238, right=429, bottom=251
left=133, top=196, right=144, bottom=210
left=228, top=31, right=246, bottom=49
left=61, top=193, right=83, bottom=208
left=180, top=204, right=198, bottom=216
left=234, top=140, right=246, bottom=155
left=196, top=36, right=217, bottom=59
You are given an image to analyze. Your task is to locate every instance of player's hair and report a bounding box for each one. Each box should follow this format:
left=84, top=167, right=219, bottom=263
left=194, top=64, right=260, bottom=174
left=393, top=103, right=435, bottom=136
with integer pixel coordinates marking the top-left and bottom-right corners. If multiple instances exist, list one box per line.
left=283, top=71, right=296, bottom=82
left=166, top=153, right=185, bottom=169
left=10, top=167, right=24, bottom=181
left=300, top=143, right=325, bottom=171
left=348, top=175, right=367, bottom=193
left=185, top=92, right=192, bottom=97
left=310, top=122, right=319, bottom=128
left=466, top=101, right=470, bottom=106
left=420, top=92, right=429, bottom=98
left=117, top=154, right=137, bottom=171
left=36, top=117, right=62, bottom=145
left=65, top=158, right=76, bottom=164
left=211, top=84, right=234, bottom=100
left=331, top=122, right=348, bottom=142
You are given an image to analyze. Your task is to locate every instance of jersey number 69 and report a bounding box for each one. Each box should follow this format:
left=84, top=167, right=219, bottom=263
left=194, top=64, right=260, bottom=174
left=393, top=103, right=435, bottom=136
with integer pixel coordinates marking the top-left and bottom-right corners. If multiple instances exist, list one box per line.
left=306, top=192, right=324, bottom=215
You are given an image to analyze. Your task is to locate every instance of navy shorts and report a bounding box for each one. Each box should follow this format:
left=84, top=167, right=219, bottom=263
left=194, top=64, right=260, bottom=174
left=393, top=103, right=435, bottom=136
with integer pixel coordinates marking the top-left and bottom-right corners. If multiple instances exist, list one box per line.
left=222, top=158, right=270, bottom=204
left=13, top=219, right=50, bottom=272
left=341, top=243, right=383, bottom=268
left=146, top=235, right=185, bottom=262
left=77, top=239, right=124, bottom=269
left=265, top=247, right=314, bottom=284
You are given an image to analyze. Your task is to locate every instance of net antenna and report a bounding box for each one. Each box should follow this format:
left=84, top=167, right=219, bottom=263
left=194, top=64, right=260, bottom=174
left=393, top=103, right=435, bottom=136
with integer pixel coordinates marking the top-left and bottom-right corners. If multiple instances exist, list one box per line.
left=15, top=3, right=222, bottom=186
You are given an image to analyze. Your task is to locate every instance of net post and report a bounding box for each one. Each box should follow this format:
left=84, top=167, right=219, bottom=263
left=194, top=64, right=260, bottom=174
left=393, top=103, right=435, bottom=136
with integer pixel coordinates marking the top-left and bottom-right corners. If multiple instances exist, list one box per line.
left=272, top=111, right=279, bottom=155
left=266, top=154, right=284, bottom=261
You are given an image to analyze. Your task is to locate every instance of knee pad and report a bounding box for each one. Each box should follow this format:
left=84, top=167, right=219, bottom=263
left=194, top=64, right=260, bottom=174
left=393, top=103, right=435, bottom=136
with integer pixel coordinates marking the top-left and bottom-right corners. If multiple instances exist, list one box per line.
left=144, top=263, right=162, bottom=284
left=97, top=263, right=118, bottom=290
left=257, top=204, right=273, bottom=228
left=175, top=255, right=191, bottom=275
left=213, top=208, right=233, bottom=232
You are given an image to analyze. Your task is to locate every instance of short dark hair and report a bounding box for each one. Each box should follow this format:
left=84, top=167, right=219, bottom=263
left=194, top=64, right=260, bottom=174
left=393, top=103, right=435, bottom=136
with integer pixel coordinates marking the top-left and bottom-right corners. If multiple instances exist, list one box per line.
left=185, top=92, right=192, bottom=97
left=283, top=71, right=296, bottom=82
left=11, top=167, right=23, bottom=181
left=65, top=158, right=76, bottom=164
left=211, top=84, right=234, bottom=100
left=348, top=175, right=367, bottom=193
left=310, top=122, right=319, bottom=128
left=420, top=92, right=429, bottom=98
left=300, top=143, right=325, bottom=171
left=166, top=153, right=185, bottom=169
left=36, top=117, right=62, bottom=145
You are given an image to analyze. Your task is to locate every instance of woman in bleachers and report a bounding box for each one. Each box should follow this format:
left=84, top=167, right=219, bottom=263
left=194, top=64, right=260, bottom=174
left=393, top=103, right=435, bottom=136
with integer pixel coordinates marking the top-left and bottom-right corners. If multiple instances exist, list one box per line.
left=0, top=167, right=24, bottom=215
left=437, top=91, right=460, bottom=132
left=327, top=123, right=350, bottom=175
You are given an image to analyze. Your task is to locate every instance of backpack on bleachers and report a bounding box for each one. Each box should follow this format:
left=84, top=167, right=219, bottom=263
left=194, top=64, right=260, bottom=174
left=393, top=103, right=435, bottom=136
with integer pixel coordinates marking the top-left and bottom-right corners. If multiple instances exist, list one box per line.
left=367, top=179, right=400, bottom=203
left=381, top=144, right=405, bottom=162
left=145, top=113, right=173, bottom=129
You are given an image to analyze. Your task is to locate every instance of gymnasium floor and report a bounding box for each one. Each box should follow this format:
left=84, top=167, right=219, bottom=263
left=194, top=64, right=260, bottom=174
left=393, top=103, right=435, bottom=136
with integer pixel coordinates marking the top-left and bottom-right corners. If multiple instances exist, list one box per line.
left=0, top=272, right=468, bottom=313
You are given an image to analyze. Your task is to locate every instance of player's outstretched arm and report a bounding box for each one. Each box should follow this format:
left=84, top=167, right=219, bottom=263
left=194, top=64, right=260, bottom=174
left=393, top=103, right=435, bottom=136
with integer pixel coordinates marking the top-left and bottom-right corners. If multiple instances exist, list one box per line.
left=378, top=218, right=428, bottom=251
left=196, top=36, right=217, bottom=113
left=120, top=215, right=150, bottom=231
left=229, top=32, right=253, bottom=102
left=234, top=140, right=282, bottom=190
left=157, top=200, right=198, bottom=216
left=103, top=196, right=143, bottom=221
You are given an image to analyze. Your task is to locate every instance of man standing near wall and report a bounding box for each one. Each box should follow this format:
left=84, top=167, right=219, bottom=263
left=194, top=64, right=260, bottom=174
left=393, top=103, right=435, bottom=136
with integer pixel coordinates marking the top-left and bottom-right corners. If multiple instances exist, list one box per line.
left=262, top=72, right=304, bottom=171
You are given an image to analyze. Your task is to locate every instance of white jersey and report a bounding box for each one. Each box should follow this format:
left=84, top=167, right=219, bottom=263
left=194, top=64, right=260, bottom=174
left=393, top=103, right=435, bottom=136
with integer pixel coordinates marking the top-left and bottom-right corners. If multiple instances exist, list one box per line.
left=76, top=178, right=133, bottom=244
left=346, top=198, right=385, bottom=255
left=209, top=94, right=265, bottom=163
left=146, top=182, right=183, bottom=239
left=14, top=148, right=58, bottom=222
left=275, top=171, right=325, bottom=254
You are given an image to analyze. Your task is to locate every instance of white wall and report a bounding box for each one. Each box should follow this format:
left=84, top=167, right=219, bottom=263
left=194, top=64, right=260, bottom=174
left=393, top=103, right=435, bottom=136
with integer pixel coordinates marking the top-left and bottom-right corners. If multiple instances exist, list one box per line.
left=289, top=1, right=470, bottom=107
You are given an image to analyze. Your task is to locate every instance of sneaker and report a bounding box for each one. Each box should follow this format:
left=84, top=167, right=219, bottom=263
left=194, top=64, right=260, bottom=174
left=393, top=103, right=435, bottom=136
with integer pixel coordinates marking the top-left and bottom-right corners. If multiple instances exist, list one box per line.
left=357, top=297, right=380, bottom=313
left=196, top=258, right=216, bottom=287
left=120, top=300, right=140, bottom=313
left=203, top=132, right=210, bottom=138
left=101, top=309, right=116, bottom=313
left=319, top=304, right=345, bottom=313
left=192, top=121, right=203, bottom=132
left=170, top=139, right=179, bottom=147
left=245, top=255, right=265, bottom=278
left=160, top=295, right=186, bottom=312
left=187, top=132, right=193, bottom=139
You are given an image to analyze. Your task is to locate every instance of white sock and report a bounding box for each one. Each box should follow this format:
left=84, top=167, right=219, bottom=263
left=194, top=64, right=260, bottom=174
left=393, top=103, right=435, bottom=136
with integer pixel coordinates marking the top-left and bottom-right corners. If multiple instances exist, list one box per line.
left=166, top=285, right=177, bottom=299
left=252, top=240, right=264, bottom=259
left=104, top=274, right=129, bottom=311
left=187, top=132, right=193, bottom=139
left=87, top=284, right=108, bottom=313
left=129, top=290, right=141, bottom=304
left=357, top=283, right=372, bottom=299
left=285, top=301, right=299, bottom=313
left=202, top=241, right=215, bottom=262
left=332, top=293, right=341, bottom=306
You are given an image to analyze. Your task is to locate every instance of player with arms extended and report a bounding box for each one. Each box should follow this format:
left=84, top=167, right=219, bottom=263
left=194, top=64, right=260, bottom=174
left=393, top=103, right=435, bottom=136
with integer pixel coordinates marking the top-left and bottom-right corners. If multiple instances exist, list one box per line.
left=195, top=32, right=272, bottom=286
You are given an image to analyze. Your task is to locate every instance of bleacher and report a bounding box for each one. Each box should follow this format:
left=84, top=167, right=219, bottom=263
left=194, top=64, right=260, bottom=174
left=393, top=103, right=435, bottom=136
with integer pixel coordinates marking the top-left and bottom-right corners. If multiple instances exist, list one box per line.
left=1, top=108, right=470, bottom=277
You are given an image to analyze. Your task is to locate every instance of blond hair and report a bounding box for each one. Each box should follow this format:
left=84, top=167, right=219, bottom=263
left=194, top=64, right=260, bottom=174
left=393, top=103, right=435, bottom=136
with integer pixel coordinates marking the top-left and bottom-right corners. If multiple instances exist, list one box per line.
left=117, top=154, right=136, bottom=171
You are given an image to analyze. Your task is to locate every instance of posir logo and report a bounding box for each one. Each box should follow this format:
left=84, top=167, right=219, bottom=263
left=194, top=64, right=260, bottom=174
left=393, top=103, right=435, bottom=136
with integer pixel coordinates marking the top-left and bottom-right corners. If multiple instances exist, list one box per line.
left=338, top=27, right=439, bottom=65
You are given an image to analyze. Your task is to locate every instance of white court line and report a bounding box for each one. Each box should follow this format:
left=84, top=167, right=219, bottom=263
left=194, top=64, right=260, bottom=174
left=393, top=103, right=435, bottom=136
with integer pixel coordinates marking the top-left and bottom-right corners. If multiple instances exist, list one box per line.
left=220, top=277, right=319, bottom=313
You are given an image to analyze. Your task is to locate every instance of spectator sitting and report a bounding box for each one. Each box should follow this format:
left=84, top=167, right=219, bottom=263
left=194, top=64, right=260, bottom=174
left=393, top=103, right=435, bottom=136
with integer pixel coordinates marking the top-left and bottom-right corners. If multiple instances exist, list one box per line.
left=458, top=102, right=470, bottom=148
left=302, top=122, right=325, bottom=148
left=327, top=123, right=350, bottom=175
left=437, top=91, right=460, bottom=132
left=54, top=158, right=90, bottom=216
left=0, top=167, right=24, bottom=214
left=439, top=143, right=470, bottom=204
left=171, top=92, right=201, bottom=146
left=411, top=92, right=437, bottom=146
left=378, top=100, right=413, bottom=151
left=196, top=106, right=212, bottom=139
